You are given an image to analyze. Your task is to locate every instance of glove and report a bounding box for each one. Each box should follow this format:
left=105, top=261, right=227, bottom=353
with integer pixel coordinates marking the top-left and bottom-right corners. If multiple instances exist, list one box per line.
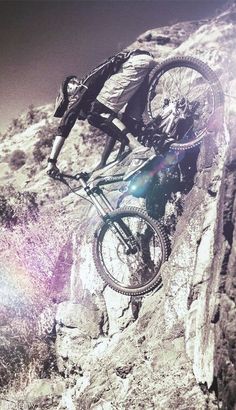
left=47, top=161, right=60, bottom=178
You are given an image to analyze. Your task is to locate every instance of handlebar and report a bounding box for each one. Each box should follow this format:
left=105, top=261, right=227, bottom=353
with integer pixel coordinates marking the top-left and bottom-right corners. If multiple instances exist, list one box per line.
left=50, top=171, right=91, bottom=183
left=49, top=169, right=124, bottom=206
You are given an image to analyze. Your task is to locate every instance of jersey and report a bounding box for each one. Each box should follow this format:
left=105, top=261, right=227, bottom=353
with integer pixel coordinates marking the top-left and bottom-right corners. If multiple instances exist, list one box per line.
left=56, top=49, right=153, bottom=138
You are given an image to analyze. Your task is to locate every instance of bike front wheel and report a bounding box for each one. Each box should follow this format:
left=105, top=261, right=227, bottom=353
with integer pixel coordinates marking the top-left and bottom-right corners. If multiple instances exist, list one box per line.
left=92, top=206, right=169, bottom=296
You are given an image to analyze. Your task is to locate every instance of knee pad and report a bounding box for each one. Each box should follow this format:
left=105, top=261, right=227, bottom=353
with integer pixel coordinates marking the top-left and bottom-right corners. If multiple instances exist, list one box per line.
left=87, top=100, right=114, bottom=128
left=87, top=111, right=106, bottom=128
left=87, top=109, right=129, bottom=145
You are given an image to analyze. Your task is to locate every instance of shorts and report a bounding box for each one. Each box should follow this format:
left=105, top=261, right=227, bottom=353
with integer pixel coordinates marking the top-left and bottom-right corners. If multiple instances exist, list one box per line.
left=96, top=53, right=156, bottom=113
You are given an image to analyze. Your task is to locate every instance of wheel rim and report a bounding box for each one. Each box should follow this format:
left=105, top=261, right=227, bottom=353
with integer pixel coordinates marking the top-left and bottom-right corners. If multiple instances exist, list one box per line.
left=148, top=64, right=216, bottom=148
left=98, top=214, right=164, bottom=290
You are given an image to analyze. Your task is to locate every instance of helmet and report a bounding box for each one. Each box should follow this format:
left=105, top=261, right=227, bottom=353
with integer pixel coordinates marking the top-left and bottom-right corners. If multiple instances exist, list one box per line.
left=54, top=75, right=79, bottom=118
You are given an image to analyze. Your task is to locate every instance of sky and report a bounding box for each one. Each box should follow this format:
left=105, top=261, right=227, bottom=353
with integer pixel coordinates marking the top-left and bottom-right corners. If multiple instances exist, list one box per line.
left=0, top=0, right=230, bottom=133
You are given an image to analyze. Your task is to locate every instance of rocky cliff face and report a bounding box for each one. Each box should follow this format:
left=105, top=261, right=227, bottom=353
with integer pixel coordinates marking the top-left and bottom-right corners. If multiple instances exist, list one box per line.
left=0, top=3, right=236, bottom=410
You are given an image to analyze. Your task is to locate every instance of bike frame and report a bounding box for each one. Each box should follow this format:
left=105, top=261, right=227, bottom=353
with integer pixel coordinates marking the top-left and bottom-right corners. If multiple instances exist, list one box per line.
left=57, top=172, right=137, bottom=251
left=79, top=173, right=124, bottom=217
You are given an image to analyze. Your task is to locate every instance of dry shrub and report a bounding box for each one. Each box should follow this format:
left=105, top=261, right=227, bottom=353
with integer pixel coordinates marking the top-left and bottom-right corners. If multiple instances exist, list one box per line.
left=81, top=124, right=105, bottom=147
left=1, top=203, right=73, bottom=292
left=0, top=185, right=38, bottom=228
left=0, top=304, right=57, bottom=391
left=26, top=104, right=48, bottom=126
left=33, top=123, right=57, bottom=163
left=0, top=202, right=74, bottom=390
left=9, top=149, right=26, bottom=170
left=0, top=186, right=75, bottom=307
left=3, top=105, right=52, bottom=140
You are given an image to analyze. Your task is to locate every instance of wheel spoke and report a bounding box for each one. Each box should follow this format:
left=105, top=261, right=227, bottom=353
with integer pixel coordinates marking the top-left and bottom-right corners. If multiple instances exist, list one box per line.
left=148, top=58, right=220, bottom=148
left=95, top=212, right=166, bottom=291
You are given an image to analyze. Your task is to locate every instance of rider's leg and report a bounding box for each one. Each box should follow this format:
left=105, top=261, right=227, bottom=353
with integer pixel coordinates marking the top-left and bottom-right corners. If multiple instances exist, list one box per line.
left=94, top=52, right=156, bottom=151
left=101, top=113, right=143, bottom=150
left=88, top=54, right=157, bottom=176
left=93, top=135, right=116, bottom=171
left=88, top=101, right=145, bottom=150
left=115, top=138, right=128, bottom=162
left=122, top=75, right=176, bottom=153
left=88, top=102, right=136, bottom=167
left=96, top=53, right=155, bottom=113
left=122, top=75, right=149, bottom=136
left=88, top=105, right=156, bottom=179
left=88, top=110, right=156, bottom=179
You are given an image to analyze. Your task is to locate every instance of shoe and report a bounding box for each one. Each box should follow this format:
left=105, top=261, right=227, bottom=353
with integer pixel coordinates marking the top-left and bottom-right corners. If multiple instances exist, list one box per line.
left=115, top=146, right=132, bottom=162
left=123, top=146, right=156, bottom=181
left=132, top=145, right=155, bottom=157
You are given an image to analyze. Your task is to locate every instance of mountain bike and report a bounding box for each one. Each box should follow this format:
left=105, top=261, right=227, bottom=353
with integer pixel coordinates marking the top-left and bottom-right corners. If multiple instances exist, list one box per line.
left=52, top=171, right=169, bottom=296
left=142, top=56, right=224, bottom=152
left=50, top=57, right=223, bottom=296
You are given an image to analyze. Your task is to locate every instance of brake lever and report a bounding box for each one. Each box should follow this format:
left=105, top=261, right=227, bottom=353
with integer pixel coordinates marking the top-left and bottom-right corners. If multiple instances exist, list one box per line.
left=72, top=172, right=90, bottom=181
left=51, top=171, right=65, bottom=182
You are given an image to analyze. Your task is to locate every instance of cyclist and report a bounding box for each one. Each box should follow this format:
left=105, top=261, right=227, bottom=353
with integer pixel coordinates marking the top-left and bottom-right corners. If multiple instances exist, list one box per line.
left=47, top=49, right=173, bottom=180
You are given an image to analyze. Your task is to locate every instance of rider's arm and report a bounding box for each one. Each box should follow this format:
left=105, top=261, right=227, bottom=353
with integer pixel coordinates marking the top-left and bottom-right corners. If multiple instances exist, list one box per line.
left=47, top=106, right=78, bottom=172
left=47, top=135, right=65, bottom=169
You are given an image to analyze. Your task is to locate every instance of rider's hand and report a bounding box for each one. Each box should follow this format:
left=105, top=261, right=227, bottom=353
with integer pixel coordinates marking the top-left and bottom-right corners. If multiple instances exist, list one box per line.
left=47, top=160, right=60, bottom=178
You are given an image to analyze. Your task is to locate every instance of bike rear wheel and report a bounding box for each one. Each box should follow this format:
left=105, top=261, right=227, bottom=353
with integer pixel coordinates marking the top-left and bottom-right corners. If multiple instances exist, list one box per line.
left=92, top=206, right=169, bottom=296
left=145, top=56, right=224, bottom=150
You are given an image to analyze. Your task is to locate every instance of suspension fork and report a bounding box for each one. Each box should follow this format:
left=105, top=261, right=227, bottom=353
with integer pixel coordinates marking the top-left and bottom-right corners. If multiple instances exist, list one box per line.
left=80, top=179, right=138, bottom=252
left=80, top=179, right=114, bottom=217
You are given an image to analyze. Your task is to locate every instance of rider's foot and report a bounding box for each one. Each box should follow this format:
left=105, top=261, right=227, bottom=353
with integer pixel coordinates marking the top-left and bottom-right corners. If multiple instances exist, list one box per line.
left=123, top=146, right=156, bottom=181
left=115, top=145, right=131, bottom=162
left=122, top=114, right=145, bottom=137
left=92, top=145, right=131, bottom=173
